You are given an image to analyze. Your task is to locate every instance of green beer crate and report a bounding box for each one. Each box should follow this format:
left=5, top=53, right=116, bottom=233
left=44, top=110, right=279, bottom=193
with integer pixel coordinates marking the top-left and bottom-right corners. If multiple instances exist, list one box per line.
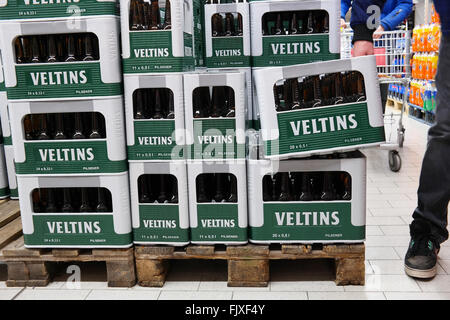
left=187, top=160, right=248, bottom=245
left=247, top=131, right=366, bottom=244
left=0, top=0, right=119, bottom=21
left=0, top=16, right=123, bottom=101
left=204, top=1, right=251, bottom=69
left=18, top=172, right=133, bottom=248
left=4, top=145, right=18, bottom=199
left=250, top=0, right=340, bottom=68
left=253, top=55, right=386, bottom=159
left=130, top=161, right=190, bottom=246
left=0, top=144, right=10, bottom=199
left=124, top=74, right=186, bottom=161
left=0, top=53, right=12, bottom=146
left=184, top=71, right=247, bottom=160
left=120, top=0, right=198, bottom=74
left=9, top=97, right=128, bottom=175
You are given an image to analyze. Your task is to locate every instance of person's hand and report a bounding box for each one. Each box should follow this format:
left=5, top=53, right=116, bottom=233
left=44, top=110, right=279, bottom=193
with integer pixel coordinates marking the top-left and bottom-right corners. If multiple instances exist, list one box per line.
left=373, top=25, right=385, bottom=39
left=340, top=18, right=347, bottom=29
left=353, top=41, right=374, bottom=57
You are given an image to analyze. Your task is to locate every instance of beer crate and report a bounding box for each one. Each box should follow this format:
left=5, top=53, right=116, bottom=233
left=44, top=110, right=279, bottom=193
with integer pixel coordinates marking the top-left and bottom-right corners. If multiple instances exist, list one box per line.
left=247, top=132, right=366, bottom=243
left=0, top=16, right=123, bottom=101
left=129, top=161, right=190, bottom=246
left=204, top=1, right=251, bottom=69
left=120, top=0, right=199, bottom=74
left=17, top=172, right=133, bottom=248
left=250, top=0, right=340, bottom=68
left=0, top=144, right=10, bottom=199
left=187, top=160, right=248, bottom=245
left=0, top=0, right=119, bottom=21
left=184, top=71, right=247, bottom=160
left=253, top=55, right=386, bottom=159
left=4, top=145, right=18, bottom=199
left=124, top=74, right=185, bottom=162
left=9, top=97, right=128, bottom=176
left=0, top=54, right=12, bottom=146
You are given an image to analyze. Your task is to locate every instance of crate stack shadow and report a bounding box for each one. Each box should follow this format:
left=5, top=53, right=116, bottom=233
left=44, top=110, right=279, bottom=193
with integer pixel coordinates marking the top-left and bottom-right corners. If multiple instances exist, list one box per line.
left=0, top=0, right=136, bottom=287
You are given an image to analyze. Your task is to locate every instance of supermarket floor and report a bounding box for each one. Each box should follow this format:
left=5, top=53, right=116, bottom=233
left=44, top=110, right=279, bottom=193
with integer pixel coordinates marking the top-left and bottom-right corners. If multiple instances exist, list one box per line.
left=1, top=110, right=450, bottom=300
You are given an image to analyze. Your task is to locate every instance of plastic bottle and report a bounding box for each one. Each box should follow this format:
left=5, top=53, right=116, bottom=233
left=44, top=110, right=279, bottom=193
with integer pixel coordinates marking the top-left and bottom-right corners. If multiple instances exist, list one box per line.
left=412, top=25, right=419, bottom=52
left=431, top=23, right=441, bottom=52
left=423, top=81, right=433, bottom=111
left=430, top=52, right=438, bottom=79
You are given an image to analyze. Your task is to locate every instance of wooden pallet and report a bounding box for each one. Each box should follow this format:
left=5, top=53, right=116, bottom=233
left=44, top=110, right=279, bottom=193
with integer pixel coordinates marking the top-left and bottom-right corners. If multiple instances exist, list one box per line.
left=135, top=243, right=365, bottom=287
left=0, top=200, right=22, bottom=250
left=0, top=237, right=137, bottom=288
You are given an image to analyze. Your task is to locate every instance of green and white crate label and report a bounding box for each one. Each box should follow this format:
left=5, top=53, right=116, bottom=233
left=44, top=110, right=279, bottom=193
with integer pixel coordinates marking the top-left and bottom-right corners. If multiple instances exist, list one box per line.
left=16, top=141, right=127, bottom=174
left=7, top=63, right=122, bottom=100
left=191, top=118, right=245, bottom=160
left=191, top=203, right=247, bottom=242
left=252, top=34, right=340, bottom=68
left=25, top=214, right=132, bottom=246
left=264, top=102, right=386, bottom=156
left=0, top=0, right=119, bottom=20
left=207, top=37, right=249, bottom=68
left=128, top=120, right=184, bottom=160
left=250, top=202, right=365, bottom=241
left=133, top=204, right=189, bottom=243
left=123, top=32, right=194, bottom=74
left=0, top=187, right=10, bottom=198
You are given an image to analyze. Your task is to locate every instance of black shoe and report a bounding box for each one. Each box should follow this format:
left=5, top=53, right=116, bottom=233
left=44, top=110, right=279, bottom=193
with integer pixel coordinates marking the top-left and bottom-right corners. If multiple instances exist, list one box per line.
left=404, top=220, right=439, bottom=279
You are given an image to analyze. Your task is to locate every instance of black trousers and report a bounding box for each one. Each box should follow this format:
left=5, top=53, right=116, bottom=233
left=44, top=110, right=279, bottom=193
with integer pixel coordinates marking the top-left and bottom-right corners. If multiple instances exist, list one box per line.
left=412, top=35, right=450, bottom=244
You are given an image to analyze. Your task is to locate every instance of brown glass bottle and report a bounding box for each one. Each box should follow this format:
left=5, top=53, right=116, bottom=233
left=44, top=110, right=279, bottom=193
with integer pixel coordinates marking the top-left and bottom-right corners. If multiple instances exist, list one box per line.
left=83, top=35, right=95, bottom=61
left=356, top=72, right=366, bottom=101
left=320, top=172, right=336, bottom=201
left=89, top=113, right=102, bottom=139
left=65, top=35, right=77, bottom=62
left=37, top=114, right=50, bottom=140
left=311, top=75, right=322, bottom=108
left=158, top=175, right=168, bottom=203
left=130, top=0, right=140, bottom=30
left=142, top=2, right=151, bottom=30
left=262, top=175, right=273, bottom=201
left=193, top=90, right=204, bottom=119
left=139, top=176, right=151, bottom=203
left=31, top=36, right=41, bottom=63
left=333, top=73, right=345, bottom=104
left=150, top=0, right=160, bottom=30
left=213, top=173, right=226, bottom=203
left=225, top=13, right=236, bottom=36
left=169, top=177, right=178, bottom=204
left=227, top=174, right=238, bottom=203
left=211, top=86, right=225, bottom=118
left=47, top=35, right=58, bottom=63
left=278, top=172, right=291, bottom=201
left=62, top=189, right=75, bottom=213
left=236, top=14, right=243, bottom=36
left=306, top=11, right=314, bottom=34
left=72, top=113, right=85, bottom=139
left=341, top=174, right=352, bottom=200
left=32, top=189, right=42, bottom=213
left=45, top=189, right=58, bottom=213
left=162, top=0, right=171, bottom=30
left=212, top=13, right=224, bottom=37
left=153, top=89, right=164, bottom=119
left=134, top=90, right=147, bottom=119
left=290, top=12, right=299, bottom=35
left=166, top=90, right=175, bottom=119
left=79, top=188, right=93, bottom=212
left=96, top=188, right=109, bottom=212
left=197, top=175, right=210, bottom=203
left=273, top=13, right=283, bottom=35
left=299, top=173, right=314, bottom=201
left=15, top=38, right=26, bottom=64
left=274, top=85, right=281, bottom=111
left=291, top=79, right=301, bottom=110
left=24, top=115, right=34, bottom=140
left=200, top=87, right=212, bottom=118
left=281, top=79, right=293, bottom=111
left=224, top=87, right=235, bottom=117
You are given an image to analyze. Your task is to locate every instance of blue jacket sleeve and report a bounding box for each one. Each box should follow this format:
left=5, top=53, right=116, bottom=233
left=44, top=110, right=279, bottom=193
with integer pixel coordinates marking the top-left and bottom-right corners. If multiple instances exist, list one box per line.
left=380, top=0, right=413, bottom=31
left=341, top=0, right=352, bottom=19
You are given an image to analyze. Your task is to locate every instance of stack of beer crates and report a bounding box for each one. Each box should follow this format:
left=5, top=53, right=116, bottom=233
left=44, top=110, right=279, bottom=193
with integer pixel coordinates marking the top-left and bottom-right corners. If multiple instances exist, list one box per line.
left=247, top=0, right=387, bottom=244
left=0, top=1, right=133, bottom=248
left=121, top=0, right=201, bottom=246
left=0, top=51, right=11, bottom=200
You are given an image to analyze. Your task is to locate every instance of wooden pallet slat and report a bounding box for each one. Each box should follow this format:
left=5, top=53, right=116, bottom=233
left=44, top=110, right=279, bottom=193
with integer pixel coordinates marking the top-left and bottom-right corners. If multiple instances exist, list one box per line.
left=0, top=217, right=23, bottom=249
left=0, top=201, right=21, bottom=228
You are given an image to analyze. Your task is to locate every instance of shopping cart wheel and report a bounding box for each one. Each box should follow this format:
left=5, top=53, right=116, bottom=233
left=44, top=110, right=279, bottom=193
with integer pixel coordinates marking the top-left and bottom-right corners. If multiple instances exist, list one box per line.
left=388, top=150, right=402, bottom=172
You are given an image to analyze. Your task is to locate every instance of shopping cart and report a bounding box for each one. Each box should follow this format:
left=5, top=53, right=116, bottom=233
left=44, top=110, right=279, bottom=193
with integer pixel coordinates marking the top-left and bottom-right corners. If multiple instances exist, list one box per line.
left=341, top=27, right=411, bottom=172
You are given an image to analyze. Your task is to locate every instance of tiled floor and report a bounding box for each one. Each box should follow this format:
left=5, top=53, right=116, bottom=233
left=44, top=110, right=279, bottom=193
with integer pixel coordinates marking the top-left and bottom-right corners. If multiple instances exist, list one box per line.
left=1, top=114, right=449, bottom=300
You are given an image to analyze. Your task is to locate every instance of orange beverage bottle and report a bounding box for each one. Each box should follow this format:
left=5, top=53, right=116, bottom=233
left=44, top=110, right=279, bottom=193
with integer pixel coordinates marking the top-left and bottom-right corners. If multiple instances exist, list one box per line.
left=425, top=54, right=432, bottom=80
left=409, top=80, right=415, bottom=104
left=431, top=24, right=441, bottom=51
left=426, top=24, right=433, bottom=52
left=412, top=25, right=419, bottom=52
left=417, top=54, right=423, bottom=79
left=431, top=52, right=439, bottom=79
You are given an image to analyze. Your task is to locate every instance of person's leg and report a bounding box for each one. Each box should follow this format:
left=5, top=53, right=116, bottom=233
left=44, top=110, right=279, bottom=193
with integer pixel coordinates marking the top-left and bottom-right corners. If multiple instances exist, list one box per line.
left=412, top=34, right=450, bottom=244
left=379, top=83, right=389, bottom=113
left=405, top=35, right=450, bottom=278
